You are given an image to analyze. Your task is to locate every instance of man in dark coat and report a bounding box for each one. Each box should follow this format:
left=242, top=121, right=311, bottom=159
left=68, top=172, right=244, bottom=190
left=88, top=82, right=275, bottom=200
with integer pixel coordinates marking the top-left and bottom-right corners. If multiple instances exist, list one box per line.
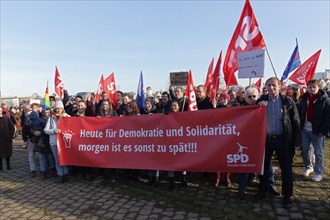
left=196, top=85, right=214, bottom=110
left=0, top=107, right=15, bottom=171
left=254, top=77, right=301, bottom=209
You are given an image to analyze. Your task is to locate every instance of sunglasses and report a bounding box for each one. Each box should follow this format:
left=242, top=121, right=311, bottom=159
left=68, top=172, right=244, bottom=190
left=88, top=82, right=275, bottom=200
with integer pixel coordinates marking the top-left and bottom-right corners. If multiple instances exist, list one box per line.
left=248, top=95, right=257, bottom=98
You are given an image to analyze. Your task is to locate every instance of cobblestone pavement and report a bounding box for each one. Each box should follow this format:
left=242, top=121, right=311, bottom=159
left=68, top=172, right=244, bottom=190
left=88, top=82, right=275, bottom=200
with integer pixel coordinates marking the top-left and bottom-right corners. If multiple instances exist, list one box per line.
left=1, top=140, right=329, bottom=220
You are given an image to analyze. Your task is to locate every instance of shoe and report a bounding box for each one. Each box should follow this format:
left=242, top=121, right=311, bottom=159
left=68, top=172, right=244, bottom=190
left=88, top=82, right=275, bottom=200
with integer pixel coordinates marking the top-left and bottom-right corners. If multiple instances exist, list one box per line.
left=269, top=188, right=280, bottom=196
left=31, top=171, right=36, bottom=177
left=41, top=171, right=47, bottom=179
left=312, top=174, right=322, bottom=182
left=282, top=198, right=293, bottom=209
left=302, top=167, right=314, bottom=177
left=51, top=169, right=58, bottom=177
left=58, top=176, right=65, bottom=183
left=253, top=192, right=267, bottom=202
left=238, top=191, right=246, bottom=200
left=92, top=176, right=103, bottom=184
left=7, top=166, right=12, bottom=170
left=64, top=174, right=69, bottom=182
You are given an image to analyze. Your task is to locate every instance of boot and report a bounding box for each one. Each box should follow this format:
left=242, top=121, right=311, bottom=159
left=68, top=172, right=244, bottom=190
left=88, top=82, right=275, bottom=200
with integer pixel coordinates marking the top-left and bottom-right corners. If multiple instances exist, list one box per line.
left=181, top=174, right=188, bottom=188
left=168, top=177, right=175, bottom=191
left=6, top=157, right=11, bottom=170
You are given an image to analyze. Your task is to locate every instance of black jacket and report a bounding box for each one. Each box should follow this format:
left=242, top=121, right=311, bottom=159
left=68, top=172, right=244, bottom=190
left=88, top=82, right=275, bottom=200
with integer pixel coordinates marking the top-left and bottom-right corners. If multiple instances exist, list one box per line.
left=257, top=93, right=302, bottom=151
left=197, top=95, right=214, bottom=110
left=298, top=89, right=330, bottom=135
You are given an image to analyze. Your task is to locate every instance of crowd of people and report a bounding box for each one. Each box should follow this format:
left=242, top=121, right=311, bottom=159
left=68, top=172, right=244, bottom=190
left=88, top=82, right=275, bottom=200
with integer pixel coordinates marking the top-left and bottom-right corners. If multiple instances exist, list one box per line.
left=1, top=77, right=329, bottom=209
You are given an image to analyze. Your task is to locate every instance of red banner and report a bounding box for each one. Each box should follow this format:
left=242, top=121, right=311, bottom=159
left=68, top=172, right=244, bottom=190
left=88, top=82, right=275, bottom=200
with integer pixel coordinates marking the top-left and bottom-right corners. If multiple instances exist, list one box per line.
left=58, top=106, right=266, bottom=173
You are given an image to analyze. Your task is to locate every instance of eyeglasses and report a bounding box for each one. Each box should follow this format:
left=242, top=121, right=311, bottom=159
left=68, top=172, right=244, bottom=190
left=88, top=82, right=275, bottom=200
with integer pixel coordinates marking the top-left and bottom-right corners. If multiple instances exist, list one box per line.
left=248, top=95, right=257, bottom=98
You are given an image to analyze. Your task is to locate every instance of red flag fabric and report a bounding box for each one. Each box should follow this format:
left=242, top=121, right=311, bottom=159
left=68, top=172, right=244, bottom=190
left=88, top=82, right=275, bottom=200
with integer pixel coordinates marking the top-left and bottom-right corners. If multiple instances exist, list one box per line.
left=57, top=105, right=267, bottom=173
left=254, top=77, right=262, bottom=93
left=103, top=73, right=118, bottom=109
left=210, top=51, right=222, bottom=101
left=204, top=58, right=214, bottom=95
left=223, top=0, right=265, bottom=87
left=185, top=70, right=198, bottom=111
left=288, top=49, right=321, bottom=86
left=54, top=66, right=64, bottom=99
left=95, top=75, right=104, bottom=103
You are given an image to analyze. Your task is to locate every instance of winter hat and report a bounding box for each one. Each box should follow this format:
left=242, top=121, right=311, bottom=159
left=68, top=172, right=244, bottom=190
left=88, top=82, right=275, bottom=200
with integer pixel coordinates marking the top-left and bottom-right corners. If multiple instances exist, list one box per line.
left=54, top=99, right=64, bottom=109
left=145, top=97, right=155, bottom=106
left=219, top=92, right=230, bottom=101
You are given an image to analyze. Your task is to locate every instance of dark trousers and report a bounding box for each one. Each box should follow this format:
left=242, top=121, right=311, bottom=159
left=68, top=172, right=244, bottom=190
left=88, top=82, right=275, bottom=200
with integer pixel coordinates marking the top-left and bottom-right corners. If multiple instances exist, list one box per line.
left=258, top=136, right=293, bottom=198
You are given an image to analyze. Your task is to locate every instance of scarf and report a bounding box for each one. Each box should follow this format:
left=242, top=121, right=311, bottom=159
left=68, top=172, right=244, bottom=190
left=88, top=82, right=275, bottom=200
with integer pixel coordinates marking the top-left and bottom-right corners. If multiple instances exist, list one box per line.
left=307, top=92, right=319, bottom=122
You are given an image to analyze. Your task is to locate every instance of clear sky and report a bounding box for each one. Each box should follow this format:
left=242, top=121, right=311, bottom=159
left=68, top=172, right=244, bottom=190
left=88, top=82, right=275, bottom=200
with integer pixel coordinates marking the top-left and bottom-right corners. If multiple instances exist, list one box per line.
left=1, top=0, right=329, bottom=97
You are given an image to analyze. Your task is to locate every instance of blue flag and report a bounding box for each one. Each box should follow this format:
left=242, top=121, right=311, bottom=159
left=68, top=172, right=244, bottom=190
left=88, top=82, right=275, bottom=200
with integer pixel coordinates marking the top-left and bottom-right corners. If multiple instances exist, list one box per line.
left=136, top=71, right=145, bottom=109
left=281, top=39, right=301, bottom=82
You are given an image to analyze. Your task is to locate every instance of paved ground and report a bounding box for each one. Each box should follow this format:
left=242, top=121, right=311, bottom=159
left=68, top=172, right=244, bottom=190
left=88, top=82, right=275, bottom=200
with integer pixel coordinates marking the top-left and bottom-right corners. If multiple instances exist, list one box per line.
left=0, top=139, right=329, bottom=220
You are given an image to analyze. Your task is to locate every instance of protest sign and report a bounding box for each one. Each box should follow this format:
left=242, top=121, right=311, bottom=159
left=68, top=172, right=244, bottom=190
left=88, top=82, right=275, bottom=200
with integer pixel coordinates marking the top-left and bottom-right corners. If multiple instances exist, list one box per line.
left=238, top=49, right=265, bottom=78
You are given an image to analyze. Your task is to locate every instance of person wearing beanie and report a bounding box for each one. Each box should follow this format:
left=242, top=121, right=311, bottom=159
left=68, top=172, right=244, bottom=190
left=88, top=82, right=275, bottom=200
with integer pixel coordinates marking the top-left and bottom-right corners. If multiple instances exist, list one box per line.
left=139, top=97, right=159, bottom=186
left=140, top=98, right=158, bottom=115
left=217, top=92, right=231, bottom=108
left=215, top=91, right=232, bottom=190
left=44, top=99, right=70, bottom=183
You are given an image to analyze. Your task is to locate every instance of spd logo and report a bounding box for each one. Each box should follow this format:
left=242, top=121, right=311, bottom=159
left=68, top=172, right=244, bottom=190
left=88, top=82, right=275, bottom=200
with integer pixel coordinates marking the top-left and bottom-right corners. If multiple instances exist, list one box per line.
left=227, top=142, right=249, bottom=163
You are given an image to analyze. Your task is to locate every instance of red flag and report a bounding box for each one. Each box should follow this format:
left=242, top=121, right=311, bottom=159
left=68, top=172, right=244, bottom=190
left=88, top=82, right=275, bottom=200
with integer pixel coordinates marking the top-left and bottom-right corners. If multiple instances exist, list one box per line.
left=185, top=70, right=198, bottom=111
left=54, top=66, right=64, bottom=99
left=95, top=75, right=104, bottom=103
left=210, top=51, right=222, bottom=101
left=223, top=0, right=265, bottom=87
left=204, top=57, right=214, bottom=95
left=288, top=49, right=321, bottom=86
left=103, top=73, right=118, bottom=109
left=254, top=77, right=262, bottom=93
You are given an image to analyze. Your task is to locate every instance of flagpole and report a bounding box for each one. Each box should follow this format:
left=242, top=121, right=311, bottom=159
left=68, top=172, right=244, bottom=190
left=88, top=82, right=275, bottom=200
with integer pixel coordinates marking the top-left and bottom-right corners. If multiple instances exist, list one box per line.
left=265, top=46, right=278, bottom=78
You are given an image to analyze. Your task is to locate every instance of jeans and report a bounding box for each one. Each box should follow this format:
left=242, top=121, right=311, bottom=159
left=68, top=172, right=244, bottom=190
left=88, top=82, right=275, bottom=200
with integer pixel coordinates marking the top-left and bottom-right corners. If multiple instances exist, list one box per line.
left=39, top=153, right=55, bottom=172
left=50, top=144, right=69, bottom=176
left=301, top=129, right=325, bottom=175
left=28, top=141, right=37, bottom=172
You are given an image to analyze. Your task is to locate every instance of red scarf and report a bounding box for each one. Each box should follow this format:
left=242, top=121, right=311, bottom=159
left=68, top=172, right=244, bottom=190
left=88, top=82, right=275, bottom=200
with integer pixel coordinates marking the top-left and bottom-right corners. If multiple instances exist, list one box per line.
left=307, top=92, right=319, bottom=122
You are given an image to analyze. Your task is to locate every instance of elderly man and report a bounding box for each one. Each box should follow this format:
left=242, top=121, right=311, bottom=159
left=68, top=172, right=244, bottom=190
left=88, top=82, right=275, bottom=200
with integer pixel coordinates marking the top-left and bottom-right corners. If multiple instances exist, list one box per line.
left=170, top=86, right=188, bottom=112
left=254, top=77, right=301, bottom=209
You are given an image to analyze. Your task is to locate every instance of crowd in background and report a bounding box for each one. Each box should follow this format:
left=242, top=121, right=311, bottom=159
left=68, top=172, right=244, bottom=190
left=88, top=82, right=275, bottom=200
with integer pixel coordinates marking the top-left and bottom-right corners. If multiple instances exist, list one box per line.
left=1, top=77, right=329, bottom=209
